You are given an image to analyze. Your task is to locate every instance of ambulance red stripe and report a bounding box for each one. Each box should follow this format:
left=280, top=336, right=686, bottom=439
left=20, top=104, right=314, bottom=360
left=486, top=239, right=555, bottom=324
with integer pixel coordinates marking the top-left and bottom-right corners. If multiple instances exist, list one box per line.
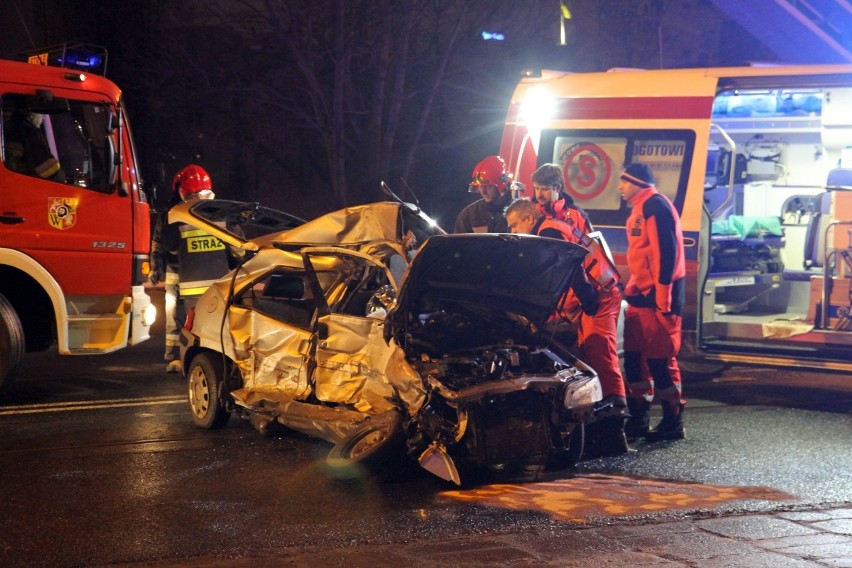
left=506, top=96, right=715, bottom=121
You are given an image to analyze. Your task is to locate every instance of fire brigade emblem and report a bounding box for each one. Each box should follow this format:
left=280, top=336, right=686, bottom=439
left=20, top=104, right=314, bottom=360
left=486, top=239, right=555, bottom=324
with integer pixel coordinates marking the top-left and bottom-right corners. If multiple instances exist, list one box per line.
left=48, top=197, right=78, bottom=230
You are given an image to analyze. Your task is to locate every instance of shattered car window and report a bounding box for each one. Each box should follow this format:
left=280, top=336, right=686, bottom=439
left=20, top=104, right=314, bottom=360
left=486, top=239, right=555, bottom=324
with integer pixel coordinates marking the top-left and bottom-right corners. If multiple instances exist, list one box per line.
left=303, top=252, right=395, bottom=318
left=233, top=269, right=318, bottom=329
left=328, top=260, right=394, bottom=317
left=187, top=199, right=305, bottom=241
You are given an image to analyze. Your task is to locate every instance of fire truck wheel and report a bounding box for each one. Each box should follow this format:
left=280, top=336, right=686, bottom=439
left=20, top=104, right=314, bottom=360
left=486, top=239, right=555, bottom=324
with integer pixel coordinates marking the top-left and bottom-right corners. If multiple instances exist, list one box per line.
left=0, top=293, right=24, bottom=395
left=187, top=352, right=231, bottom=429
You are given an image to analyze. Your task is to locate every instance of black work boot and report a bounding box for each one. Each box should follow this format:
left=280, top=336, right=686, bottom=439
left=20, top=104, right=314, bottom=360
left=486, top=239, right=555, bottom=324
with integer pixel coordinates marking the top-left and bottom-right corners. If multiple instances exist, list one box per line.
left=584, top=416, right=629, bottom=458
left=646, top=400, right=685, bottom=441
left=624, top=398, right=650, bottom=441
left=584, top=396, right=629, bottom=458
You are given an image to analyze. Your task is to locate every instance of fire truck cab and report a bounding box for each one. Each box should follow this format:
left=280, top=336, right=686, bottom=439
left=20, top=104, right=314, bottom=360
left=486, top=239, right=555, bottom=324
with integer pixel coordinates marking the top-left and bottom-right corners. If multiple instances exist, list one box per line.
left=500, top=64, right=852, bottom=373
left=0, top=47, right=155, bottom=393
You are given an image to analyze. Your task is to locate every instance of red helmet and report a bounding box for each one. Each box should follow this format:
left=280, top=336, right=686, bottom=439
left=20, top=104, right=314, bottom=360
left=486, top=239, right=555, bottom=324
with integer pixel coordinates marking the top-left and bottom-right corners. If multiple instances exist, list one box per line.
left=469, top=155, right=511, bottom=194
left=173, top=164, right=213, bottom=200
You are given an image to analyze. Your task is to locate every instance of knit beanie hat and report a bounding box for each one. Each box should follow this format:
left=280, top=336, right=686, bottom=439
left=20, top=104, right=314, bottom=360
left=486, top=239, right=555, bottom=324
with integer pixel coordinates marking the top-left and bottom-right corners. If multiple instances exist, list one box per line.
left=620, top=163, right=655, bottom=188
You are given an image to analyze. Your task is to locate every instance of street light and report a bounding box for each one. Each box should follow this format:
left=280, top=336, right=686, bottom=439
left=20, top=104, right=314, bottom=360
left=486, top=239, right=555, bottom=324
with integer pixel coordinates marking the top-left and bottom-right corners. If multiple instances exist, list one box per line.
left=560, top=1, right=572, bottom=46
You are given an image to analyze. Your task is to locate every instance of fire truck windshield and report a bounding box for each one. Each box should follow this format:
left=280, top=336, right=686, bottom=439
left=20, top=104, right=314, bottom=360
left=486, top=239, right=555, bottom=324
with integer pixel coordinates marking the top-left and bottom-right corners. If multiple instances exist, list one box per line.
left=1, top=93, right=117, bottom=191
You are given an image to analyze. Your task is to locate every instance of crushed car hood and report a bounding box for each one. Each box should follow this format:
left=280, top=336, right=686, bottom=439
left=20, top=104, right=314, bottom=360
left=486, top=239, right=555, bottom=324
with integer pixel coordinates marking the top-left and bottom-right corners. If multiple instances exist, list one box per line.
left=271, top=201, right=442, bottom=250
left=169, top=199, right=442, bottom=254
left=390, top=233, right=588, bottom=341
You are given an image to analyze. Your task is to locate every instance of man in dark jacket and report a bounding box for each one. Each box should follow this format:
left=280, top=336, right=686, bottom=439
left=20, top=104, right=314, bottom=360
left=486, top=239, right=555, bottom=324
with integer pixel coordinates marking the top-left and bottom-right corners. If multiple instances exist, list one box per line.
left=454, top=155, right=514, bottom=233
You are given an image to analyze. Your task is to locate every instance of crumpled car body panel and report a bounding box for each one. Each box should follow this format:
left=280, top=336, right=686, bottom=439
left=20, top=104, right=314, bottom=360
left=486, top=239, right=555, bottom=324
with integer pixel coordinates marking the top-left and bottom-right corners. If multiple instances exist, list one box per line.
left=313, top=313, right=421, bottom=414
left=169, top=199, right=438, bottom=255
left=228, top=306, right=312, bottom=400
left=180, top=201, right=601, bottom=483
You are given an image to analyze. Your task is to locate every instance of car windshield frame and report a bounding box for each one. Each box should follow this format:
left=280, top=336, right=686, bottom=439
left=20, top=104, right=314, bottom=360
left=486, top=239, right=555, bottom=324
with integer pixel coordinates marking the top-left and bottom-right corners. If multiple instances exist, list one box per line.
left=186, top=199, right=306, bottom=242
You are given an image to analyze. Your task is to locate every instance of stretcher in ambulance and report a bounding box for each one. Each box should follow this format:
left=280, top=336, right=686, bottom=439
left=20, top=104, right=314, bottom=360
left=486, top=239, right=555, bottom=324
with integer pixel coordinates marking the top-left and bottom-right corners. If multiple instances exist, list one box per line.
left=500, top=64, right=852, bottom=373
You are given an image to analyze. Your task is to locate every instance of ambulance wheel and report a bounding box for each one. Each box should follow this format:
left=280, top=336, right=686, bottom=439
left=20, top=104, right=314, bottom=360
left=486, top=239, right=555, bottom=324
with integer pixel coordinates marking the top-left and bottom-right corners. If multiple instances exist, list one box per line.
left=678, top=342, right=726, bottom=380
left=187, top=352, right=231, bottom=429
left=0, top=293, right=24, bottom=396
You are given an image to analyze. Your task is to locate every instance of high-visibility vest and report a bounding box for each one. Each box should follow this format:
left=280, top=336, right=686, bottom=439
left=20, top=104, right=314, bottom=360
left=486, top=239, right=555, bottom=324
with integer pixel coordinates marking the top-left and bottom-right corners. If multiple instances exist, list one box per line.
left=177, top=223, right=230, bottom=297
left=539, top=218, right=621, bottom=292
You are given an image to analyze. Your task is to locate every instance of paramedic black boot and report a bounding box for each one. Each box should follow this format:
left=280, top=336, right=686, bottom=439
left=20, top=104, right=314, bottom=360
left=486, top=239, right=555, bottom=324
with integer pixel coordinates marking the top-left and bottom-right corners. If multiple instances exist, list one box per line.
left=646, top=400, right=685, bottom=441
left=584, top=396, right=629, bottom=458
left=624, top=398, right=650, bottom=441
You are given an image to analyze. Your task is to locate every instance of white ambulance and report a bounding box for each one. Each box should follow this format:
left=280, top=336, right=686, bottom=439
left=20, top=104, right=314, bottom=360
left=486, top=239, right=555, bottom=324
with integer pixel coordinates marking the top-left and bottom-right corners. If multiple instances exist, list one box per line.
left=500, top=64, right=852, bottom=373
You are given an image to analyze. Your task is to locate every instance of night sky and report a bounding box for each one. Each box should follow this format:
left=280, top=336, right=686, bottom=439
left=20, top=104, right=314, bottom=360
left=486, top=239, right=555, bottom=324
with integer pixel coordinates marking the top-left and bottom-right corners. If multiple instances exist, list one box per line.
left=0, top=1, right=816, bottom=225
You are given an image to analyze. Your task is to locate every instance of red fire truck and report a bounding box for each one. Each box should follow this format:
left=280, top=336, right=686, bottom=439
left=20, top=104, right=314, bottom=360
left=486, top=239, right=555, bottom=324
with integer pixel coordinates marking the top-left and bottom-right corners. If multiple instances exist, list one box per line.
left=0, top=45, right=155, bottom=393
left=500, top=64, right=852, bottom=373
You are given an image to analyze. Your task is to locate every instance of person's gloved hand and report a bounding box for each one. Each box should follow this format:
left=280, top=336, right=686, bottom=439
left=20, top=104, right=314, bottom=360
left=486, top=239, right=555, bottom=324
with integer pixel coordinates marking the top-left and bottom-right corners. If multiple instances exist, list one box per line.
left=149, top=255, right=164, bottom=285
left=509, top=181, right=526, bottom=197
left=581, top=297, right=600, bottom=317
left=655, top=310, right=678, bottom=334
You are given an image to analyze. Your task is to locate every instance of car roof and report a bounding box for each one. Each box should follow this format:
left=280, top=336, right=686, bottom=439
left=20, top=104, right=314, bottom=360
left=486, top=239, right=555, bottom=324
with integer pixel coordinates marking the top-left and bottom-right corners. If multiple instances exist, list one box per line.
left=168, top=200, right=442, bottom=254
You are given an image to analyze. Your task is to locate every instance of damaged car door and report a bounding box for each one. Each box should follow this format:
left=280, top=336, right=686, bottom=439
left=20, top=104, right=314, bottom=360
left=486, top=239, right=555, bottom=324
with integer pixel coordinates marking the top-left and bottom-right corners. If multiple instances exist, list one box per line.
left=302, top=247, right=423, bottom=416
left=227, top=269, right=317, bottom=400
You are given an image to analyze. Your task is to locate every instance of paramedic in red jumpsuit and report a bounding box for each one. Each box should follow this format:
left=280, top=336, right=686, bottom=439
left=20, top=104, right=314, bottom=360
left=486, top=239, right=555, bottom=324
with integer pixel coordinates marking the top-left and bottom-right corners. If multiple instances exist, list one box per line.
left=619, top=163, right=686, bottom=441
left=531, top=163, right=592, bottom=234
left=505, top=198, right=629, bottom=457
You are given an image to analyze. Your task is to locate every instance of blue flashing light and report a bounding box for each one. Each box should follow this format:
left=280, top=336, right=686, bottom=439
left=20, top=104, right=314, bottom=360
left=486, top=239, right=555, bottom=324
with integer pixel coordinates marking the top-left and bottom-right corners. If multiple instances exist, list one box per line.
left=481, top=31, right=505, bottom=41
left=57, top=52, right=102, bottom=69
left=24, top=43, right=109, bottom=76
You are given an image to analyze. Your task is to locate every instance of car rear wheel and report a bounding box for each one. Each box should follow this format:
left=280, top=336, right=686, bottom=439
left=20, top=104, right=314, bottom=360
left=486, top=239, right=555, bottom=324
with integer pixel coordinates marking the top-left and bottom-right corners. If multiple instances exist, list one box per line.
left=326, top=411, right=405, bottom=480
left=187, top=352, right=231, bottom=429
left=0, top=293, right=24, bottom=396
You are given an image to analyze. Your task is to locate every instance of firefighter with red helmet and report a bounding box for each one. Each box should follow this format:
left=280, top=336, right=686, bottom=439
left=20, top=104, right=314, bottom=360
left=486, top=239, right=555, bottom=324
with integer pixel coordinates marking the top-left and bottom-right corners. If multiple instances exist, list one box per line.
left=454, top=156, right=515, bottom=233
left=619, top=163, right=686, bottom=442
left=505, top=198, right=629, bottom=457
left=175, top=164, right=214, bottom=200
left=150, top=164, right=225, bottom=373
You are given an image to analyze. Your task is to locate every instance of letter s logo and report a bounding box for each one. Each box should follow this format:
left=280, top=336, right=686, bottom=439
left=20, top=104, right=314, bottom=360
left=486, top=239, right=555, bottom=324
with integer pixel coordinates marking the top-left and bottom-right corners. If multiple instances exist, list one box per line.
left=577, top=154, right=597, bottom=188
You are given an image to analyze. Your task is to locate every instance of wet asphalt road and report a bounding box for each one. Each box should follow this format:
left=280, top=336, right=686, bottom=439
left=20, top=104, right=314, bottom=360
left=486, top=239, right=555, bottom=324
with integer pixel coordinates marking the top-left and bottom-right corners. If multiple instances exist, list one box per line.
left=0, top=288, right=850, bottom=567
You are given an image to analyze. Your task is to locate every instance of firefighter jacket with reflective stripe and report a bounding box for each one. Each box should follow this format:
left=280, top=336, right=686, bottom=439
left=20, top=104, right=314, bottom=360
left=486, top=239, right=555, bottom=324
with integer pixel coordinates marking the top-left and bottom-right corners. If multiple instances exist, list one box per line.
left=5, top=114, right=62, bottom=179
left=624, top=186, right=685, bottom=314
left=177, top=223, right=230, bottom=297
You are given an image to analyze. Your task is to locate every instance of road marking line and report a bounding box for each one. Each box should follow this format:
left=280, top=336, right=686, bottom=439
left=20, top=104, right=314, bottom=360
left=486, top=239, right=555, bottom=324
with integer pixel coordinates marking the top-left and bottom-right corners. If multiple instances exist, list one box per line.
left=2, top=394, right=182, bottom=410
left=0, top=396, right=186, bottom=416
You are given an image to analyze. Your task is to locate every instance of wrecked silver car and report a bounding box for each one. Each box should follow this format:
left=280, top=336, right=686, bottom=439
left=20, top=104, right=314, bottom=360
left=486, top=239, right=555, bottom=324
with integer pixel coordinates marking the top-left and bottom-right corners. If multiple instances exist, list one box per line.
left=172, top=199, right=602, bottom=485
